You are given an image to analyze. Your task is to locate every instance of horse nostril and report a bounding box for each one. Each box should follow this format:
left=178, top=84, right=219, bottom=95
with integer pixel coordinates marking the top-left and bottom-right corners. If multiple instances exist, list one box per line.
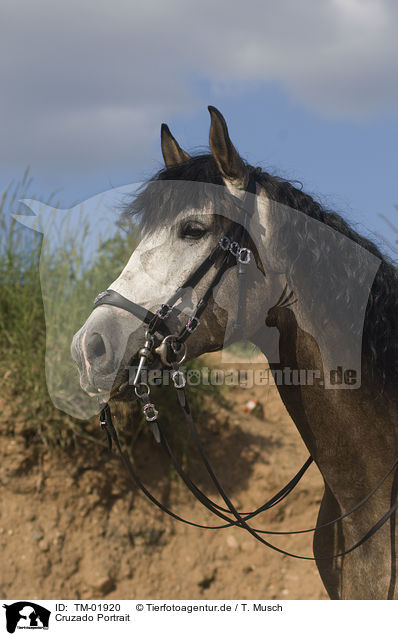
left=85, top=332, right=107, bottom=363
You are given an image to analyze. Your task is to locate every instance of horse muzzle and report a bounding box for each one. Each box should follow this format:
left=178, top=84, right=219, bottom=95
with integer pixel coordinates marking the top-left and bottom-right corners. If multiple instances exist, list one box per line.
left=70, top=304, right=146, bottom=396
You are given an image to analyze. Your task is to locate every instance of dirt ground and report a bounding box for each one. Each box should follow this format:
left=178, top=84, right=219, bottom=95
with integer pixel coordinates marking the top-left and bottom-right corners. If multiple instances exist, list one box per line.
left=0, top=355, right=328, bottom=600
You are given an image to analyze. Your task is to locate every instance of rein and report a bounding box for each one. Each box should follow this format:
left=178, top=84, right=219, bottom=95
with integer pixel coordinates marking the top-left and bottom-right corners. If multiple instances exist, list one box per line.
left=93, top=172, right=398, bottom=561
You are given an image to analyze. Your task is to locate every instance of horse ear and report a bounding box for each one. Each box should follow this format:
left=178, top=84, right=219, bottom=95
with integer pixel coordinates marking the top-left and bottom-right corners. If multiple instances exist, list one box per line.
left=208, top=106, right=247, bottom=186
left=161, top=123, right=191, bottom=168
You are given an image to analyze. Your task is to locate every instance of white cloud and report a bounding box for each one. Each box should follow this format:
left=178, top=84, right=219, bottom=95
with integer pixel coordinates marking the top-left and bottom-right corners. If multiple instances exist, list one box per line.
left=1, top=0, right=397, bottom=177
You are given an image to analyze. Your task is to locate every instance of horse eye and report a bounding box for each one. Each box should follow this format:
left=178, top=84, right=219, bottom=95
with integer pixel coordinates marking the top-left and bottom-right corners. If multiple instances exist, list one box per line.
left=181, top=222, right=207, bottom=239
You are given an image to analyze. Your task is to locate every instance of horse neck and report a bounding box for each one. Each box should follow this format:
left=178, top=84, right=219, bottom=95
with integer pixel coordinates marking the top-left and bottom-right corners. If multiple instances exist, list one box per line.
left=251, top=306, right=397, bottom=503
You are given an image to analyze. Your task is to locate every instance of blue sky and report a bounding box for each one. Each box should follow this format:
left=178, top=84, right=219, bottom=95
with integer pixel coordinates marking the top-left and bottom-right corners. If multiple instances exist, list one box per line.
left=166, top=82, right=398, bottom=244
left=1, top=0, right=398, bottom=256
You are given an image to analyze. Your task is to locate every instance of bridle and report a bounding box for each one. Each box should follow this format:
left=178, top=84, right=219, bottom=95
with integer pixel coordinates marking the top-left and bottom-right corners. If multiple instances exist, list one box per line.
left=92, top=172, right=398, bottom=562
left=95, top=173, right=258, bottom=439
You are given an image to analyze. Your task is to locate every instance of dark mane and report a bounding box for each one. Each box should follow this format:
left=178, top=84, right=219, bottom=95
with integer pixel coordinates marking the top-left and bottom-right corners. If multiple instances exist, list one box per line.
left=123, top=153, right=398, bottom=391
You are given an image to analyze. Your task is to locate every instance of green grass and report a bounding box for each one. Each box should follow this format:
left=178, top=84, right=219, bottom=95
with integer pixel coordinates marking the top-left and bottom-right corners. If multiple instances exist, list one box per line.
left=0, top=173, right=95, bottom=445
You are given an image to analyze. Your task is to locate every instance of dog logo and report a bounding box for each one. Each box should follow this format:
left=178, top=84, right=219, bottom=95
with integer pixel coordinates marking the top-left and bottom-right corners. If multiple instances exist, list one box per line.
left=3, top=602, right=50, bottom=633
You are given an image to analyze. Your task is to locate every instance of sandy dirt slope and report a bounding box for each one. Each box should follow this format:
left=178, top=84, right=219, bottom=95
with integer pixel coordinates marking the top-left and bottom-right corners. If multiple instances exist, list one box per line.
left=0, top=357, right=327, bottom=600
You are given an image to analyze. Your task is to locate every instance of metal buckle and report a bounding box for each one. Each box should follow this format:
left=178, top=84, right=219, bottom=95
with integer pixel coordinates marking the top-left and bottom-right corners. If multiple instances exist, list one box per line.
left=229, top=241, right=240, bottom=256
left=219, top=236, right=231, bottom=251
left=134, top=383, right=150, bottom=398
left=172, top=370, right=186, bottom=389
left=186, top=316, right=200, bottom=333
left=156, top=303, right=172, bottom=319
left=155, top=335, right=187, bottom=366
left=238, top=248, right=251, bottom=264
left=143, top=403, right=158, bottom=422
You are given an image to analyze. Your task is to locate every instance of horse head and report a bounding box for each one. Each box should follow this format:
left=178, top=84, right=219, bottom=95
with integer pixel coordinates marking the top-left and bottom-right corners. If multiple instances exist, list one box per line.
left=71, top=107, right=282, bottom=398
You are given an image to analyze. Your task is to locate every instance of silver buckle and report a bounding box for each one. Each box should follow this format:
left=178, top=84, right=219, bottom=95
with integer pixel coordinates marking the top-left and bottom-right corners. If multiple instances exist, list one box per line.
left=219, top=236, right=231, bottom=251
left=186, top=316, right=200, bottom=333
left=172, top=370, right=186, bottom=389
left=156, top=303, right=172, bottom=319
left=143, top=403, right=158, bottom=422
left=238, top=248, right=251, bottom=264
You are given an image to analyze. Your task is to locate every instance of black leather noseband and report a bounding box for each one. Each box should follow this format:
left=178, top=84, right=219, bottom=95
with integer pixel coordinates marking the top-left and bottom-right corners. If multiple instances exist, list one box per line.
left=94, top=289, right=171, bottom=337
